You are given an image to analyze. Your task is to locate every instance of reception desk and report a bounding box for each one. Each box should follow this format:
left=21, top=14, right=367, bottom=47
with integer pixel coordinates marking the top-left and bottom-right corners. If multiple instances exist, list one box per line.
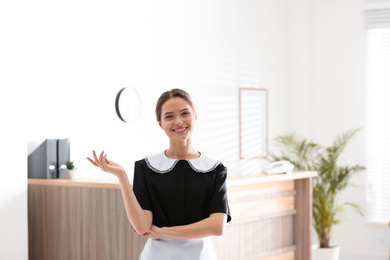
left=28, top=171, right=316, bottom=260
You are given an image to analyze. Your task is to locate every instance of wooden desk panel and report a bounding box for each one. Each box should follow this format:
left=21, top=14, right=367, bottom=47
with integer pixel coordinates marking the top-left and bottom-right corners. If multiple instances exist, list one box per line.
left=28, top=171, right=316, bottom=260
left=28, top=185, right=147, bottom=260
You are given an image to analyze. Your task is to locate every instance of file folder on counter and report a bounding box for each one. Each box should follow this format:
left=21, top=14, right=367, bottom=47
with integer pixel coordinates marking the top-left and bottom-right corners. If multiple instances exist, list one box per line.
left=28, top=139, right=70, bottom=179
left=57, top=139, right=70, bottom=179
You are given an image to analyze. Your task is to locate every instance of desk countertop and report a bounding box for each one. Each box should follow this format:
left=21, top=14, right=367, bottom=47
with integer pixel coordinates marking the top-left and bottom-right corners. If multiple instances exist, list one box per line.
left=28, top=171, right=317, bottom=189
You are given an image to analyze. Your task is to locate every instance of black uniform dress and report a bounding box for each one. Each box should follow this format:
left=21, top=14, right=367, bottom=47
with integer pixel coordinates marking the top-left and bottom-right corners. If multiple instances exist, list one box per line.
left=133, top=151, right=231, bottom=260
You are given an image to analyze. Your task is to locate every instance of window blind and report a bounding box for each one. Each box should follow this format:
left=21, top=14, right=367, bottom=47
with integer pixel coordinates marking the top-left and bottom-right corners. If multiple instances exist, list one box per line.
left=364, top=6, right=390, bottom=223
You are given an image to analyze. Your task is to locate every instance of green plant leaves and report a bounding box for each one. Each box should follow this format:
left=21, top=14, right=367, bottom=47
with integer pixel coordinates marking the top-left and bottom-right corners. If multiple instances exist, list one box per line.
left=65, top=160, right=74, bottom=170
left=269, top=128, right=365, bottom=248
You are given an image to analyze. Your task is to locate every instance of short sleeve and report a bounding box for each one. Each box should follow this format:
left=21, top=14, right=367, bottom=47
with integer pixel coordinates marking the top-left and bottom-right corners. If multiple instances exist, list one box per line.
left=209, top=164, right=232, bottom=223
left=132, top=160, right=153, bottom=212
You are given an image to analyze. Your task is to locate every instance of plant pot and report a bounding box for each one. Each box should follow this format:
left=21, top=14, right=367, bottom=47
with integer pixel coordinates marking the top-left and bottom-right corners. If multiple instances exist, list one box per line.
left=65, top=169, right=77, bottom=180
left=312, top=244, right=340, bottom=260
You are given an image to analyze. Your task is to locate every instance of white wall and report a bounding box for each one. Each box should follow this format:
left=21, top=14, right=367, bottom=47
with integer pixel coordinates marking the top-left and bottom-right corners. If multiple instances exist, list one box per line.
left=1, top=3, right=29, bottom=259
left=0, top=104, right=28, bottom=259
left=3, top=0, right=386, bottom=259
left=286, top=0, right=389, bottom=259
left=285, top=0, right=313, bottom=137
left=23, top=0, right=289, bottom=177
left=1, top=0, right=289, bottom=258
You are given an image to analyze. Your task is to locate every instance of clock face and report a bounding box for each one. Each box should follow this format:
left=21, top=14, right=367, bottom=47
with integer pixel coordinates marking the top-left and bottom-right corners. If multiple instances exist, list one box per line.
left=115, top=87, right=142, bottom=123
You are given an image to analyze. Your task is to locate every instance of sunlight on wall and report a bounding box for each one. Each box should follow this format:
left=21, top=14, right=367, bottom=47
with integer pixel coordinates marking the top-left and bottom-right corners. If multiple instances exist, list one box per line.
left=25, top=0, right=288, bottom=179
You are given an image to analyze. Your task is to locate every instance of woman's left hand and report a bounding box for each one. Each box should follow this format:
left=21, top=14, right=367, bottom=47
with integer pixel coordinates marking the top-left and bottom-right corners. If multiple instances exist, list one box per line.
left=133, top=225, right=163, bottom=240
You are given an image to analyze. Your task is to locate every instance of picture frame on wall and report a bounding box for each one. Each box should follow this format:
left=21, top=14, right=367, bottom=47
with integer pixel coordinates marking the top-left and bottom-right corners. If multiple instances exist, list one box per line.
left=239, top=88, right=268, bottom=159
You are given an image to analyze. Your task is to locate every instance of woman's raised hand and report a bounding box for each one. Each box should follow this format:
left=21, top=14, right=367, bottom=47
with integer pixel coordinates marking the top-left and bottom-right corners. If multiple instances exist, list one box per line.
left=87, top=150, right=125, bottom=177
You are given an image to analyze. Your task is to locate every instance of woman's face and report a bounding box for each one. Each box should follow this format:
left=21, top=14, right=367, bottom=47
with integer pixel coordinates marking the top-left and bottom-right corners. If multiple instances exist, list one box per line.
left=158, top=97, right=197, bottom=142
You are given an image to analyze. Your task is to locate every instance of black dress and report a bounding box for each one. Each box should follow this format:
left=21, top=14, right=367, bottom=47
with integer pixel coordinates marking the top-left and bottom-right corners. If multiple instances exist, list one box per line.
left=133, top=151, right=231, bottom=260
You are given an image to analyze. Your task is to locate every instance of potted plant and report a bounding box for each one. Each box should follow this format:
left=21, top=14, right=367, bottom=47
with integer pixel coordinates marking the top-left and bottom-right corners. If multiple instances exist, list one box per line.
left=65, top=160, right=77, bottom=180
left=268, top=129, right=365, bottom=260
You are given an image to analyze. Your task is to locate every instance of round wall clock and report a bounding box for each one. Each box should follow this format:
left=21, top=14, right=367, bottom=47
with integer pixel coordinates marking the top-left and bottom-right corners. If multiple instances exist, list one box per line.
left=115, top=87, right=142, bottom=123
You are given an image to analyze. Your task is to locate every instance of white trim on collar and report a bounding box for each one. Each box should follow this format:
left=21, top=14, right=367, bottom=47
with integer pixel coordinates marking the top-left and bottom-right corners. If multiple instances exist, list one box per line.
left=144, top=151, right=220, bottom=174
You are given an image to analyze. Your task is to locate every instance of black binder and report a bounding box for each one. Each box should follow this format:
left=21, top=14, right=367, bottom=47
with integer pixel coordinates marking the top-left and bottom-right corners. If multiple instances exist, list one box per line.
left=57, top=139, right=70, bottom=179
left=28, top=139, right=57, bottom=179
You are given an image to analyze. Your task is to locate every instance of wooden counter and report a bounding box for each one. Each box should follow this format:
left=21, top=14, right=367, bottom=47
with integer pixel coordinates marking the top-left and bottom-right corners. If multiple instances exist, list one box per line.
left=28, top=171, right=317, bottom=260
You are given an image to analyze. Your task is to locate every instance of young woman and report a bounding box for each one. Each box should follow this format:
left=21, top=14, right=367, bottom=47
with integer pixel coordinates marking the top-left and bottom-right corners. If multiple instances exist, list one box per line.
left=87, top=89, right=231, bottom=260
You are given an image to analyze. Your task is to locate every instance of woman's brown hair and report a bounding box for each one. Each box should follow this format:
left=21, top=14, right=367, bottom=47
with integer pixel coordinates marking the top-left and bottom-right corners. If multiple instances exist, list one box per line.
left=155, top=89, right=196, bottom=121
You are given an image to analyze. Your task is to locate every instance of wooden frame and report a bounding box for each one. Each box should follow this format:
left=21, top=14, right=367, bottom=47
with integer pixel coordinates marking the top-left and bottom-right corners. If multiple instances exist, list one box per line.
left=239, top=87, right=269, bottom=159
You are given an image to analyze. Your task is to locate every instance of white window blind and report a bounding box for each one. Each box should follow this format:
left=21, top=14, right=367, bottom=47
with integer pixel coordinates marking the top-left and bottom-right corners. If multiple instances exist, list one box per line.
left=365, top=6, right=390, bottom=223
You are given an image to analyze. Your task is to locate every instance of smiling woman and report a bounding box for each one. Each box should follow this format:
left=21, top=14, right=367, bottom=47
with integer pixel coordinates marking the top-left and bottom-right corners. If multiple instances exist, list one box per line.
left=158, top=98, right=198, bottom=154
left=87, top=88, right=231, bottom=260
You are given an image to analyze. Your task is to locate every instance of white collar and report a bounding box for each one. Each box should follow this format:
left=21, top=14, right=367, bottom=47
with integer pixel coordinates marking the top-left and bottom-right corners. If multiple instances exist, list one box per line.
left=145, top=151, right=220, bottom=174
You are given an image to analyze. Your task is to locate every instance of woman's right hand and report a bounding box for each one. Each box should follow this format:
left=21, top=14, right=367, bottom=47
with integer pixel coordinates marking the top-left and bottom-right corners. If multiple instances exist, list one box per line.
left=87, top=150, right=125, bottom=177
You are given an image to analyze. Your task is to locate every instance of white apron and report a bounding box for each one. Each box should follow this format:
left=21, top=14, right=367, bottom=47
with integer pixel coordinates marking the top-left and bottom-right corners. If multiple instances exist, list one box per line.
left=139, top=237, right=217, bottom=260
